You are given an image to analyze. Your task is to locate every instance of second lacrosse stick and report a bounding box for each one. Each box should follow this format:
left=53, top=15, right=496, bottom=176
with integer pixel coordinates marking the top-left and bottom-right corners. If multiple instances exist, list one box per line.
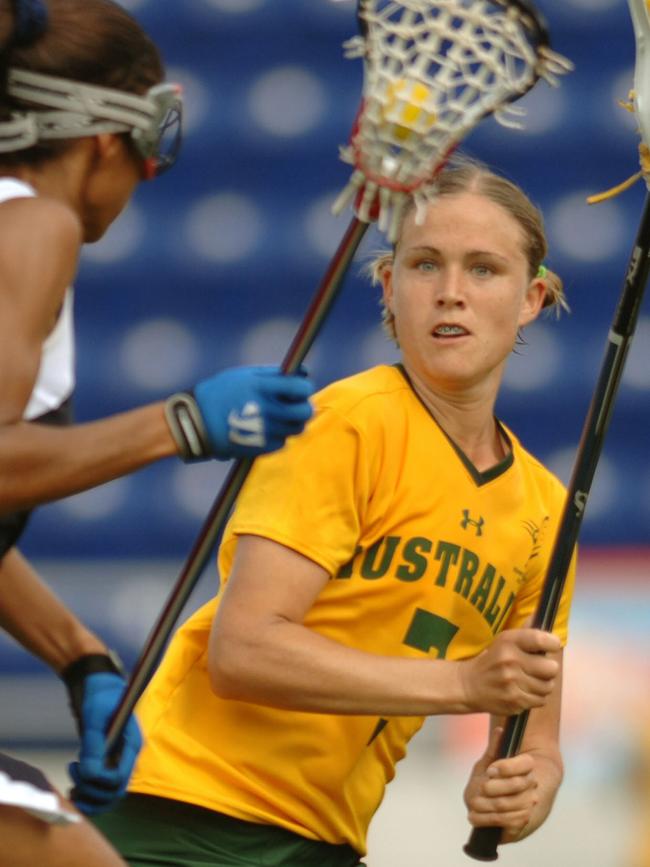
left=465, top=0, right=650, bottom=858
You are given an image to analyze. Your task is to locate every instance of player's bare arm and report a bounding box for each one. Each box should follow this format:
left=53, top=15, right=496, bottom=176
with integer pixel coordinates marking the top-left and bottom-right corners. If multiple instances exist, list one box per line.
left=0, top=195, right=178, bottom=513
left=0, top=196, right=81, bottom=422
left=0, top=198, right=311, bottom=513
left=0, top=404, right=176, bottom=514
left=209, top=534, right=561, bottom=718
left=0, top=549, right=107, bottom=671
left=464, top=649, right=564, bottom=844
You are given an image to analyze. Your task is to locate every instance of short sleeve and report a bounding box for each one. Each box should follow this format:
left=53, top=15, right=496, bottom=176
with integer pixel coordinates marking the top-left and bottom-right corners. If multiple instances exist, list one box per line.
left=218, top=403, right=372, bottom=581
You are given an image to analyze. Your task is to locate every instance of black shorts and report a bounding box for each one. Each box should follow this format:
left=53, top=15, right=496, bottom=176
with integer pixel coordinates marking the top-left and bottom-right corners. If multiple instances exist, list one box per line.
left=0, top=751, right=79, bottom=825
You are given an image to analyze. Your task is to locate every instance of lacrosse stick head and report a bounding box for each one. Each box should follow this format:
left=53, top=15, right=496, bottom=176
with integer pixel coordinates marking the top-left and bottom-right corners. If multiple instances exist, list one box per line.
left=628, top=0, right=650, bottom=185
left=332, top=0, right=573, bottom=240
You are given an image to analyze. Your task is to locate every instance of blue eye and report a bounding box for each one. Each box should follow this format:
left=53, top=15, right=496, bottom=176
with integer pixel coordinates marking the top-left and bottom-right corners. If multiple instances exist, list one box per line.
left=472, top=264, right=493, bottom=277
left=418, top=261, right=437, bottom=272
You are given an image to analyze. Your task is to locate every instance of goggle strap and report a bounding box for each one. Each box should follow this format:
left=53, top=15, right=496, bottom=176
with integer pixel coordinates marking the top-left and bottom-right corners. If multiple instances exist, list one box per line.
left=0, top=113, right=39, bottom=152
left=0, top=69, right=183, bottom=175
left=7, top=69, right=158, bottom=131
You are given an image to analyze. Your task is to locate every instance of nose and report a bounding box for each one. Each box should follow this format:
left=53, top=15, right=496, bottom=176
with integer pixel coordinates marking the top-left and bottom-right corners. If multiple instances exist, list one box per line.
left=434, top=266, right=466, bottom=308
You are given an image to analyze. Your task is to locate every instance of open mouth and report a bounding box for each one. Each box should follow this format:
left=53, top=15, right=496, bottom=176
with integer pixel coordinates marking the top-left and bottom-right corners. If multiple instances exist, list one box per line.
left=432, top=324, right=469, bottom=339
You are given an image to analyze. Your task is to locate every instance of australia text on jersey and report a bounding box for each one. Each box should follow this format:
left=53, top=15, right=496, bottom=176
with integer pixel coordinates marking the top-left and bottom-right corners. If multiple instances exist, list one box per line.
left=335, top=529, right=546, bottom=637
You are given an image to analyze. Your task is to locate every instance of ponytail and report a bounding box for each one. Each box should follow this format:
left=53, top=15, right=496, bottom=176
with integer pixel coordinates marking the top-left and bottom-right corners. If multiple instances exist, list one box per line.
left=1, top=0, right=48, bottom=102
left=11, top=0, right=48, bottom=47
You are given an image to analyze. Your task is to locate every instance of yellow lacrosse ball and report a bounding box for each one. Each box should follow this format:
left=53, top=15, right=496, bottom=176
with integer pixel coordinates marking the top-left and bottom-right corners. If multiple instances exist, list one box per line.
left=383, top=78, right=437, bottom=140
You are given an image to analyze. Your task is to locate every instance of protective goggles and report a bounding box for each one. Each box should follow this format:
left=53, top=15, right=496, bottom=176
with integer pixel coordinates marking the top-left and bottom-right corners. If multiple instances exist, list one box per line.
left=0, top=68, right=183, bottom=179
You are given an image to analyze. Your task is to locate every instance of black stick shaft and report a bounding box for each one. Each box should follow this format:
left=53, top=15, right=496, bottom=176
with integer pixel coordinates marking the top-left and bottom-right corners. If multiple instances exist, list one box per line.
left=105, top=216, right=370, bottom=757
left=464, top=192, right=650, bottom=861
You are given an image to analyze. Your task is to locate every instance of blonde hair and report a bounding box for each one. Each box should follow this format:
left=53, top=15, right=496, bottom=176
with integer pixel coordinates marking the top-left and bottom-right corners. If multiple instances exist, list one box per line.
left=367, top=159, right=568, bottom=342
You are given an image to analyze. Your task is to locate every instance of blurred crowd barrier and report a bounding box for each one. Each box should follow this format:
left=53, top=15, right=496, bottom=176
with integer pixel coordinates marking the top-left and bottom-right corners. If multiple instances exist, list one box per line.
left=2, top=548, right=648, bottom=866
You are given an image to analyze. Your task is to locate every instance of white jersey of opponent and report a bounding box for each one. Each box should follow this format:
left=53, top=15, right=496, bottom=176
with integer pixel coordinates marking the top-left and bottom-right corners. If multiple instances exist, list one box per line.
left=0, top=177, right=75, bottom=420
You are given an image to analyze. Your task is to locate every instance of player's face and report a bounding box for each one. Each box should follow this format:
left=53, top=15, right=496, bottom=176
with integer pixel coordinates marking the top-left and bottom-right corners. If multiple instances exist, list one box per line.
left=382, top=192, right=545, bottom=395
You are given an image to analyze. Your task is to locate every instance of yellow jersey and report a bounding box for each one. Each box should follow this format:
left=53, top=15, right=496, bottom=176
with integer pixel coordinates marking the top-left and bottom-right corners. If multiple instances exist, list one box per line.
left=129, top=364, right=576, bottom=855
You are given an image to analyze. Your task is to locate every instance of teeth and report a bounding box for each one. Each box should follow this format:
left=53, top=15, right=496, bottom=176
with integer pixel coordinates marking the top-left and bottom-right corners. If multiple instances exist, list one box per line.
left=435, top=325, right=465, bottom=335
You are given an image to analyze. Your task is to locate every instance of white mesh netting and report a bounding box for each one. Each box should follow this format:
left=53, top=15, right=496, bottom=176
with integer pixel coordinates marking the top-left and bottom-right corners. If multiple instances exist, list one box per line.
left=332, top=0, right=572, bottom=238
left=629, top=0, right=650, bottom=177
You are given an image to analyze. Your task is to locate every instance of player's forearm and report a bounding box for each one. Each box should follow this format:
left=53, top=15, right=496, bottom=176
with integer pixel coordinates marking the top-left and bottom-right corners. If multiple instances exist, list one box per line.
left=0, top=402, right=177, bottom=513
left=0, top=549, right=107, bottom=672
left=209, top=617, right=469, bottom=716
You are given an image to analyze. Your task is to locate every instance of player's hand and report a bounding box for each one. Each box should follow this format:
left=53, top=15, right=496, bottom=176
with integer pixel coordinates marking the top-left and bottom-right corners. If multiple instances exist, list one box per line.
left=194, top=365, right=314, bottom=460
left=464, top=726, right=539, bottom=843
left=458, top=628, right=560, bottom=716
left=62, top=659, right=142, bottom=816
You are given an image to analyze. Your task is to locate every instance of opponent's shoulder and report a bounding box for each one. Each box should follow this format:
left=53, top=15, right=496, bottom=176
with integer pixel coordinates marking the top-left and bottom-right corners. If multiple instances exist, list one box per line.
left=0, top=193, right=82, bottom=254
left=0, top=191, right=81, bottom=342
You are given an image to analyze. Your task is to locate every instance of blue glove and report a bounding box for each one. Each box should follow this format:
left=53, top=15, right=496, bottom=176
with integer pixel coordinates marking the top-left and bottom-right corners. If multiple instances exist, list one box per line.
left=62, top=656, right=142, bottom=816
left=165, top=366, right=315, bottom=462
left=195, top=365, right=314, bottom=459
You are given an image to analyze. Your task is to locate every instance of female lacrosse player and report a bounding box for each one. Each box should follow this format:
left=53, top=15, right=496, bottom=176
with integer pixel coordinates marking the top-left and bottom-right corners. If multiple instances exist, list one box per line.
left=0, top=0, right=313, bottom=864
left=93, top=161, right=575, bottom=867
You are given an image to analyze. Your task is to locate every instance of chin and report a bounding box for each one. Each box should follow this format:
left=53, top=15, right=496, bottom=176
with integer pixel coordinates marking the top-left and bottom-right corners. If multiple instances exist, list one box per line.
left=83, top=222, right=108, bottom=244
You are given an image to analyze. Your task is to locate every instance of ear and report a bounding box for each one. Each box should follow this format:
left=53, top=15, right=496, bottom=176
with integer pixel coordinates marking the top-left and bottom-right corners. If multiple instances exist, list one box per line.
left=380, top=259, right=394, bottom=314
left=92, top=132, right=131, bottom=168
left=518, top=277, right=546, bottom=328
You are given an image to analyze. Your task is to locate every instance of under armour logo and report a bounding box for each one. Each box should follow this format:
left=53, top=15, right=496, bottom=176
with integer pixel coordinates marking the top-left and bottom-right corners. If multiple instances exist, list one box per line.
left=228, top=401, right=266, bottom=447
left=461, top=510, right=484, bottom=536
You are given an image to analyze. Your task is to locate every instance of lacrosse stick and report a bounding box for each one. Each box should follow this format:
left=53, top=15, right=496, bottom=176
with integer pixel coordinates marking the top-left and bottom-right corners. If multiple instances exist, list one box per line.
left=105, top=0, right=571, bottom=758
left=464, top=0, right=650, bottom=860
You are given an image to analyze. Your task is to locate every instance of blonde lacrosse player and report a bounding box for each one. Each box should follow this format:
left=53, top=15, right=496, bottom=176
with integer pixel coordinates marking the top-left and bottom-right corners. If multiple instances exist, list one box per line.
left=93, top=161, right=576, bottom=867
left=0, top=0, right=313, bottom=863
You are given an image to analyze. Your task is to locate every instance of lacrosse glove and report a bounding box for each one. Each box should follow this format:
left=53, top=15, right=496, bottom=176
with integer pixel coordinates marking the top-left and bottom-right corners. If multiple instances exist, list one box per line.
left=165, top=365, right=314, bottom=462
left=62, top=652, right=142, bottom=816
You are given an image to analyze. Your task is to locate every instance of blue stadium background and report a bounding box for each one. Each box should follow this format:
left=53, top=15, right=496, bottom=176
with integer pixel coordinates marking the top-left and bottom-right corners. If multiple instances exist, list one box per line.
left=5, top=0, right=650, bottom=737
left=19, top=0, right=649, bottom=560
left=4, top=5, right=650, bottom=863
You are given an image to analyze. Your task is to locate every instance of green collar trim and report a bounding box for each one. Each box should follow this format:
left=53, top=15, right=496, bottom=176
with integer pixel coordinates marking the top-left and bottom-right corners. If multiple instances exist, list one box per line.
left=394, top=363, right=514, bottom=486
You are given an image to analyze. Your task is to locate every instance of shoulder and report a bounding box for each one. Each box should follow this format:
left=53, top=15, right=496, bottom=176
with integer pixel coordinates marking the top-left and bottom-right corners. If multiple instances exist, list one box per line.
left=0, top=178, right=82, bottom=258
left=0, top=194, right=82, bottom=255
left=0, top=191, right=82, bottom=341
left=315, top=364, right=411, bottom=421
left=506, top=427, right=567, bottom=504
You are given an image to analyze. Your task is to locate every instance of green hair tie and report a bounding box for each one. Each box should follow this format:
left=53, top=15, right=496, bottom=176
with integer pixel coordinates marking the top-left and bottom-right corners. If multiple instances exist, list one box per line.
left=537, top=265, right=548, bottom=278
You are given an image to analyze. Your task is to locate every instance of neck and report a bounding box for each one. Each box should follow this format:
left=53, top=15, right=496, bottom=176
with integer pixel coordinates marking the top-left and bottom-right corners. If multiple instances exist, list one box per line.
left=402, top=363, right=509, bottom=470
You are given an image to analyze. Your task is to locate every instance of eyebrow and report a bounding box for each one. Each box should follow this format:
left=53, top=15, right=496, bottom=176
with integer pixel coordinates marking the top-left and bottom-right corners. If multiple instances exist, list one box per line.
left=403, top=245, right=510, bottom=263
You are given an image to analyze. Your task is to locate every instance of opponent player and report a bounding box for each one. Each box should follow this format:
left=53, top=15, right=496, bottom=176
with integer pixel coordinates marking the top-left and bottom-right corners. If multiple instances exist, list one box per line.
left=93, top=161, right=576, bottom=867
left=0, top=0, right=313, bottom=864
